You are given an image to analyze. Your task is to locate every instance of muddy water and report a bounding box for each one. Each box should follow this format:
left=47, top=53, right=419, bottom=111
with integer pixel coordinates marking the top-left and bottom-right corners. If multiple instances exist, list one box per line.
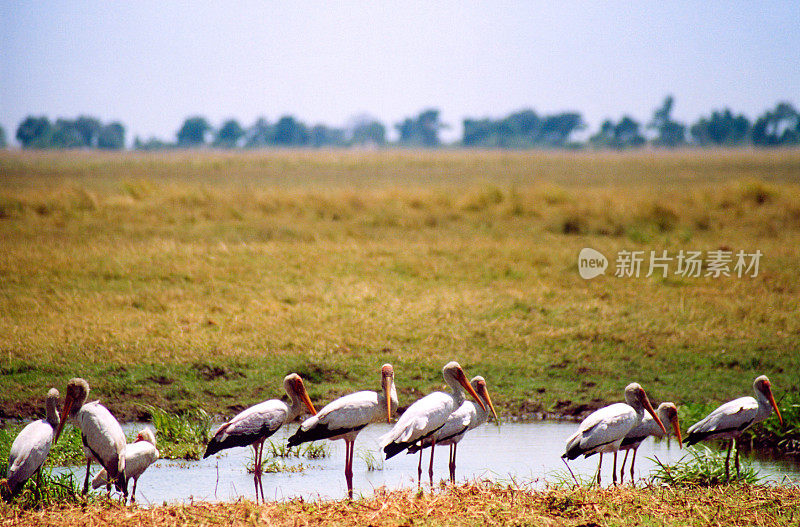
left=56, top=421, right=800, bottom=505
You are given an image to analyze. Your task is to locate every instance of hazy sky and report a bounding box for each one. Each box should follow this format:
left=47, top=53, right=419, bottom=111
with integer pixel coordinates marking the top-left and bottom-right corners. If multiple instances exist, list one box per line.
left=2, top=2, right=799, bottom=144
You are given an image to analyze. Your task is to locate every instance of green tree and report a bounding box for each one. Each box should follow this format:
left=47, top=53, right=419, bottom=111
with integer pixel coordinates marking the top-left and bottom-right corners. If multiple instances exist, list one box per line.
left=177, top=116, right=211, bottom=147
left=244, top=118, right=273, bottom=148
left=134, top=136, right=171, bottom=150
left=396, top=109, right=444, bottom=147
left=590, top=116, right=645, bottom=149
left=751, top=102, right=800, bottom=146
left=213, top=119, right=245, bottom=148
left=0, top=125, right=6, bottom=148
left=538, top=112, right=585, bottom=147
left=690, top=109, right=751, bottom=146
left=648, top=95, right=686, bottom=147
left=16, top=116, right=52, bottom=148
left=349, top=116, right=386, bottom=147
left=74, top=116, right=102, bottom=147
left=309, top=124, right=345, bottom=147
left=50, top=119, right=84, bottom=148
left=274, top=116, right=308, bottom=146
left=97, top=122, right=126, bottom=149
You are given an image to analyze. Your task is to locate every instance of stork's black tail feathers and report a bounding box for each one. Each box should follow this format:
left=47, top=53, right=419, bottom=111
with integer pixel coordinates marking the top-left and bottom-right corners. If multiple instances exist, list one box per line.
left=287, top=423, right=367, bottom=448
left=384, top=440, right=416, bottom=460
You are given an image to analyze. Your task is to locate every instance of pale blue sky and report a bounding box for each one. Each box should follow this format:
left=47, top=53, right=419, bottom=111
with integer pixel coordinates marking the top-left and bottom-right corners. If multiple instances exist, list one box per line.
left=1, top=2, right=798, bottom=145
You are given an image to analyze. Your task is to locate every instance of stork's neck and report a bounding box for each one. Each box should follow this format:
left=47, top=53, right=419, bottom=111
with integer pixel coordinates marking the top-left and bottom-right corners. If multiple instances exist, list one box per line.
left=643, top=413, right=667, bottom=437
left=380, top=377, right=399, bottom=408
left=447, top=380, right=466, bottom=406
left=625, top=395, right=646, bottom=420
left=754, top=388, right=775, bottom=421
left=46, top=395, right=60, bottom=428
left=286, top=392, right=305, bottom=421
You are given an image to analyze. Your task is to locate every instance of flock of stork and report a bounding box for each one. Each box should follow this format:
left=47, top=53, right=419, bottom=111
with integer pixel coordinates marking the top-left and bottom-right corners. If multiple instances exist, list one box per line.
left=3, top=361, right=782, bottom=504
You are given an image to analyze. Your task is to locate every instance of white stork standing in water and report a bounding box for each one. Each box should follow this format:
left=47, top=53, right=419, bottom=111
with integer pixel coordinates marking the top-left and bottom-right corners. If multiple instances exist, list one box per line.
left=4, top=388, right=60, bottom=499
left=203, top=373, right=317, bottom=503
left=53, top=378, right=127, bottom=498
left=407, top=376, right=498, bottom=484
left=562, top=383, right=666, bottom=486
left=684, top=375, right=782, bottom=481
left=92, top=427, right=159, bottom=504
left=618, top=402, right=682, bottom=484
left=287, top=364, right=398, bottom=499
left=380, top=361, right=485, bottom=487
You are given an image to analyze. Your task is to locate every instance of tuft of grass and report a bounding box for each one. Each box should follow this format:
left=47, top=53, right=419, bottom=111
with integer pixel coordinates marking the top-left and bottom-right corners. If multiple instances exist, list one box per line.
left=357, top=448, right=383, bottom=471
left=301, top=442, right=330, bottom=460
left=0, top=468, right=85, bottom=509
left=145, top=405, right=211, bottom=460
left=650, top=446, right=760, bottom=486
left=247, top=440, right=328, bottom=474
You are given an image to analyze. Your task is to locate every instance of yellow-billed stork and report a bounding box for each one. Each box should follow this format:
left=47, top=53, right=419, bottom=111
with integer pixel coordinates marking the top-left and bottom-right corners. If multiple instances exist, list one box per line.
left=562, top=382, right=666, bottom=486
left=380, top=361, right=485, bottom=486
left=684, top=375, right=782, bottom=480
left=53, top=378, right=128, bottom=498
left=407, top=375, right=498, bottom=483
left=287, top=364, right=398, bottom=499
left=4, top=388, right=60, bottom=499
left=619, top=402, right=681, bottom=484
left=203, top=373, right=316, bottom=502
left=92, top=427, right=159, bottom=504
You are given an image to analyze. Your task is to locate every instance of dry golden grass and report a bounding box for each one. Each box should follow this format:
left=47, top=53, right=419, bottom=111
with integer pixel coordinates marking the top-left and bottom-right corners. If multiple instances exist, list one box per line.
left=2, top=482, right=799, bottom=526
left=1, top=149, right=799, bottom=420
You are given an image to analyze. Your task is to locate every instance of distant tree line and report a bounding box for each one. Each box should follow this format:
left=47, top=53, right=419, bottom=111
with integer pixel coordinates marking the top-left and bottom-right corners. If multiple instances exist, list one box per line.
left=12, top=116, right=126, bottom=150
left=4, top=98, right=799, bottom=151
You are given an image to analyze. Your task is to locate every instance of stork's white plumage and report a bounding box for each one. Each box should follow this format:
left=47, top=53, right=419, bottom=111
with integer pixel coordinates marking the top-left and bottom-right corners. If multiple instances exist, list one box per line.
left=203, top=373, right=316, bottom=503
left=92, top=427, right=159, bottom=503
left=5, top=388, right=60, bottom=498
left=563, top=383, right=665, bottom=486
left=619, top=402, right=681, bottom=484
left=53, top=378, right=127, bottom=498
left=287, top=364, right=398, bottom=499
left=407, top=376, right=498, bottom=483
left=684, top=375, right=782, bottom=480
left=380, top=361, right=485, bottom=486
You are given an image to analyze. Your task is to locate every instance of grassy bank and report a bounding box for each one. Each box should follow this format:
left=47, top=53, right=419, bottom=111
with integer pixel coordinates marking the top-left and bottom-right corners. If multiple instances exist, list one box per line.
left=1, top=150, right=799, bottom=429
left=2, top=482, right=799, bottom=526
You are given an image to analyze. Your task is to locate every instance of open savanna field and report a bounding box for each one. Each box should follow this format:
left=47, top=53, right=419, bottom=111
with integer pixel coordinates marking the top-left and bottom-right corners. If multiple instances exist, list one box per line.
left=1, top=148, right=799, bottom=422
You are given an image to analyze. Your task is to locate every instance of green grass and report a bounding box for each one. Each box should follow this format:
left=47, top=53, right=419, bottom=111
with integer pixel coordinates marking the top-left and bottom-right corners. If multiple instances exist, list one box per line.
left=1, top=149, right=799, bottom=446
left=650, top=446, right=760, bottom=486
left=247, top=439, right=330, bottom=474
left=144, top=405, right=211, bottom=460
left=0, top=467, right=84, bottom=509
left=357, top=448, right=383, bottom=471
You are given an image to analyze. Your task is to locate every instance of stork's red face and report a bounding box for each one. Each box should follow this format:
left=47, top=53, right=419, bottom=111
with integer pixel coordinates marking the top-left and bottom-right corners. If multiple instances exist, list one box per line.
left=664, top=404, right=682, bottom=446
left=759, top=379, right=783, bottom=425
left=640, top=388, right=667, bottom=435
left=454, top=367, right=485, bottom=411
left=475, top=379, right=498, bottom=423
left=292, top=376, right=317, bottom=416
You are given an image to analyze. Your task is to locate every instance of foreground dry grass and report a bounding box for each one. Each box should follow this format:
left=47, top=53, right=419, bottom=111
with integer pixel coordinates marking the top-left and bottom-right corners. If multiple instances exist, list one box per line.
left=2, top=483, right=799, bottom=527
left=1, top=149, right=799, bottom=420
